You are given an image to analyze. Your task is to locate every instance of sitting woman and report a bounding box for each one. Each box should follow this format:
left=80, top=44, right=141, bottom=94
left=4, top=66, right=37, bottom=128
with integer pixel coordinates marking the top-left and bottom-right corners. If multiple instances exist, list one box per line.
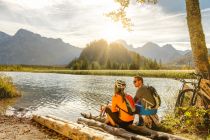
left=104, top=80, right=134, bottom=128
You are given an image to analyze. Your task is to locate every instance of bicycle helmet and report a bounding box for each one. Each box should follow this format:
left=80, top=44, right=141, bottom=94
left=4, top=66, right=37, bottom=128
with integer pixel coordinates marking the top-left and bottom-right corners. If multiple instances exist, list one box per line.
left=115, top=80, right=126, bottom=89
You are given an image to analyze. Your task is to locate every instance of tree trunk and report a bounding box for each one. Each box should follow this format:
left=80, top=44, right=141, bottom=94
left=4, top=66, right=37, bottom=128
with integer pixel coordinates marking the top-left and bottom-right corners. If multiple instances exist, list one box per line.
left=185, top=0, right=210, bottom=79
left=78, top=117, right=152, bottom=140
left=32, top=115, right=121, bottom=140
left=80, top=112, right=188, bottom=140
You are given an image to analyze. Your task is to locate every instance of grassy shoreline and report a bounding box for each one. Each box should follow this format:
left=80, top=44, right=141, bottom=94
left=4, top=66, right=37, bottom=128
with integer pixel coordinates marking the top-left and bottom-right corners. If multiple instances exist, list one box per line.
left=0, top=74, right=21, bottom=98
left=1, top=68, right=195, bottom=79
left=48, top=70, right=195, bottom=79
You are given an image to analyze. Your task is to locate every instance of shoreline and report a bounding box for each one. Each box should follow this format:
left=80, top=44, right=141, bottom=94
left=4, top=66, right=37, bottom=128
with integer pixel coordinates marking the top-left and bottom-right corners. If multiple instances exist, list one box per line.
left=1, top=69, right=195, bottom=79
left=0, top=115, right=69, bottom=140
left=0, top=114, right=206, bottom=140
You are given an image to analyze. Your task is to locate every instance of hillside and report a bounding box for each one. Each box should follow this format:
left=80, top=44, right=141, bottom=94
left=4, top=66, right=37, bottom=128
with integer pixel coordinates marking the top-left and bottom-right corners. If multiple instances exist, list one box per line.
left=69, top=39, right=160, bottom=70
left=0, top=29, right=82, bottom=65
left=0, top=31, right=11, bottom=44
left=116, top=40, right=189, bottom=63
left=170, top=48, right=210, bottom=67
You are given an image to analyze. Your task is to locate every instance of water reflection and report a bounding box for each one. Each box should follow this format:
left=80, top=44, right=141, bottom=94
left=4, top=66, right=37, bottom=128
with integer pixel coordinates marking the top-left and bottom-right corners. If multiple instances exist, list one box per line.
left=1, top=72, right=181, bottom=121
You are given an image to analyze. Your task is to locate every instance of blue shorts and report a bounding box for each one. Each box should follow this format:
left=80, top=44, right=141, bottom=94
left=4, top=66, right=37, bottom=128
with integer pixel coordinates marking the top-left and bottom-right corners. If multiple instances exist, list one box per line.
left=135, top=103, right=157, bottom=115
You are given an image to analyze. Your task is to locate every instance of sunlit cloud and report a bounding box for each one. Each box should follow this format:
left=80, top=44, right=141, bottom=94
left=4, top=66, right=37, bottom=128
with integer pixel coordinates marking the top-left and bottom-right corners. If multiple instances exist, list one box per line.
left=0, top=0, right=209, bottom=50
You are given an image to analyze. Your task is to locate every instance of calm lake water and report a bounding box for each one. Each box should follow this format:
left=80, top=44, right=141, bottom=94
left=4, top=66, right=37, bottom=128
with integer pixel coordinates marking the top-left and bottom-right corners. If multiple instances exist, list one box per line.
left=0, top=72, right=182, bottom=121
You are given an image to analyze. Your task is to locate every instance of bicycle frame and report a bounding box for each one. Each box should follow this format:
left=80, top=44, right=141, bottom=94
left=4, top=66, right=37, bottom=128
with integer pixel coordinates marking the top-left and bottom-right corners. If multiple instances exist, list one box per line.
left=176, top=73, right=207, bottom=107
left=191, top=74, right=203, bottom=106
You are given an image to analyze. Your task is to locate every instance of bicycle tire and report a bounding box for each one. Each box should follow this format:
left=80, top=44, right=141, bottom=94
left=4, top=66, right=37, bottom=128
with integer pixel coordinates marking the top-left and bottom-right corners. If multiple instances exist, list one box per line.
left=193, top=92, right=210, bottom=109
left=175, top=89, right=195, bottom=108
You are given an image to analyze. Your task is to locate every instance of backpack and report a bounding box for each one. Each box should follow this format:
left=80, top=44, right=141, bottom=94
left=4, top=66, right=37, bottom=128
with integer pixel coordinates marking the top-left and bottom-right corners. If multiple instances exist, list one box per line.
left=116, top=93, right=136, bottom=115
left=125, top=94, right=136, bottom=115
left=146, top=86, right=161, bottom=109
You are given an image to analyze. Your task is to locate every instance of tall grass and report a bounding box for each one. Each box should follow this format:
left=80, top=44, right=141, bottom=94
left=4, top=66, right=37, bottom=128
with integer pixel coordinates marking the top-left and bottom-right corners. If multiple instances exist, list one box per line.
left=0, top=65, right=67, bottom=71
left=0, top=74, right=21, bottom=98
left=40, top=70, right=195, bottom=79
left=0, top=65, right=195, bottom=79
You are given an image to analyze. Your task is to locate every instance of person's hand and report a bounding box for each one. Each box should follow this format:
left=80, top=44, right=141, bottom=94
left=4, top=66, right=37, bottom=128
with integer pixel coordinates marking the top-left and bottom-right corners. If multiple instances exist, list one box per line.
left=100, top=104, right=108, bottom=117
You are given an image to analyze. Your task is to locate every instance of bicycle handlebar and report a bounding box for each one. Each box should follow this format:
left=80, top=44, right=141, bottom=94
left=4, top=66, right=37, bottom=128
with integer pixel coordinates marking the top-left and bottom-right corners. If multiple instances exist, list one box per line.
left=175, top=78, right=197, bottom=87
left=190, top=72, right=209, bottom=79
left=191, top=72, right=202, bottom=77
left=175, top=72, right=206, bottom=86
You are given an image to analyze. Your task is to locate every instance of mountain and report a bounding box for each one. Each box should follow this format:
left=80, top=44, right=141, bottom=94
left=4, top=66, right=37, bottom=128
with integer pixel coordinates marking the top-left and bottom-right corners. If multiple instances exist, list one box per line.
left=0, top=29, right=82, bottom=65
left=115, top=39, right=135, bottom=51
left=0, top=31, right=11, bottom=44
left=116, top=41, right=188, bottom=63
left=171, top=49, right=210, bottom=66
left=135, top=42, right=184, bottom=63
left=69, top=39, right=160, bottom=70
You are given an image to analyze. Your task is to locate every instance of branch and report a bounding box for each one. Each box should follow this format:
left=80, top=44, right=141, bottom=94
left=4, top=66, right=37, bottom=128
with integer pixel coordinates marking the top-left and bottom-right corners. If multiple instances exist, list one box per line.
left=107, top=0, right=158, bottom=31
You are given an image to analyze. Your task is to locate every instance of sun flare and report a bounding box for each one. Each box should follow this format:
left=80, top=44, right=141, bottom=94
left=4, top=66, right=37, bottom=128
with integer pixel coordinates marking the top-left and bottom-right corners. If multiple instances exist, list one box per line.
left=100, top=22, right=130, bottom=42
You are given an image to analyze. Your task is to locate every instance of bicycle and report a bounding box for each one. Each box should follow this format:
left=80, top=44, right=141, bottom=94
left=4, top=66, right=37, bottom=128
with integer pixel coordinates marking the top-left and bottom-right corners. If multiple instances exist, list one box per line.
left=175, top=73, right=210, bottom=109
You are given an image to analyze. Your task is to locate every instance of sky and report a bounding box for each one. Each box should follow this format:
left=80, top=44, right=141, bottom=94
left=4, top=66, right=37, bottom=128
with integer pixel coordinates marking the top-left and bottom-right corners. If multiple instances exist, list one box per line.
left=0, top=0, right=209, bottom=50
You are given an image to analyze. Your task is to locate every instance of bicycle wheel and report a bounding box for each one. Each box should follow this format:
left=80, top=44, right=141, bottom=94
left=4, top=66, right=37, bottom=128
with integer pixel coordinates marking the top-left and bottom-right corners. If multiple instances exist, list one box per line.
left=175, top=89, right=195, bottom=108
left=193, top=92, right=210, bottom=109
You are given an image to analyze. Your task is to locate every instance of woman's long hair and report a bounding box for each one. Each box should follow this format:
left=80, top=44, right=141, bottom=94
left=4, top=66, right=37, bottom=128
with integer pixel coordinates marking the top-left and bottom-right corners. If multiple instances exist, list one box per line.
left=115, top=85, right=126, bottom=102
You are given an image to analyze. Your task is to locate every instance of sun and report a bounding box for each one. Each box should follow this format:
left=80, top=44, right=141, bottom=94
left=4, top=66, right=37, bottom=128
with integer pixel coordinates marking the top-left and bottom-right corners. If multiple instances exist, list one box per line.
left=100, top=21, right=130, bottom=42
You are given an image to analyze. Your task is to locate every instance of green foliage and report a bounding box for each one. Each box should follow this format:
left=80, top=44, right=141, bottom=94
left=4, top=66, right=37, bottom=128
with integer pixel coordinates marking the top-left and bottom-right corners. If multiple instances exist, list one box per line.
left=0, top=74, right=21, bottom=98
left=38, top=70, right=193, bottom=79
left=143, top=59, right=160, bottom=70
left=0, top=65, right=67, bottom=71
left=0, top=65, right=195, bottom=79
left=68, top=39, right=161, bottom=70
left=161, top=107, right=210, bottom=138
left=106, top=8, right=133, bottom=31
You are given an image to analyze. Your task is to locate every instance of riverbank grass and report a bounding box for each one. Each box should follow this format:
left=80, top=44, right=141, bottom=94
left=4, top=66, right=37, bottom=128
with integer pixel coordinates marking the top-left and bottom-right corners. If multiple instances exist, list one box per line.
left=0, top=65, right=195, bottom=79
left=0, top=74, right=21, bottom=98
left=48, top=70, right=194, bottom=79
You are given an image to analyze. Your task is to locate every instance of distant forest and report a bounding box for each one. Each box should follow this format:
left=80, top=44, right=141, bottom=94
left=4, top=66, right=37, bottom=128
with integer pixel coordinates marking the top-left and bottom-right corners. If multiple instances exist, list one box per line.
left=68, top=39, right=161, bottom=70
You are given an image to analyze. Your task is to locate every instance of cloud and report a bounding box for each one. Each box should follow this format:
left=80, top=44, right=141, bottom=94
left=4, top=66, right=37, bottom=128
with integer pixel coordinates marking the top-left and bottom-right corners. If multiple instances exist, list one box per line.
left=0, top=0, right=209, bottom=50
left=158, top=0, right=210, bottom=13
left=124, top=4, right=210, bottom=50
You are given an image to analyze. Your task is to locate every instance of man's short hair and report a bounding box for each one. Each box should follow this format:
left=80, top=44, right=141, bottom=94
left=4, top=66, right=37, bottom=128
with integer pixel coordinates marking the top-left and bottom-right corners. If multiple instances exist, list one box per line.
left=134, top=75, right=143, bottom=83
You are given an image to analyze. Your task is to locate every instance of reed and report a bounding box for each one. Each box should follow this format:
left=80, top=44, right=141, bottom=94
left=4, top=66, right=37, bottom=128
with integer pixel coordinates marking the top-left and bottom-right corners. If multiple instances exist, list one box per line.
left=0, top=74, right=21, bottom=98
left=0, top=65, right=195, bottom=79
left=41, top=70, right=195, bottom=79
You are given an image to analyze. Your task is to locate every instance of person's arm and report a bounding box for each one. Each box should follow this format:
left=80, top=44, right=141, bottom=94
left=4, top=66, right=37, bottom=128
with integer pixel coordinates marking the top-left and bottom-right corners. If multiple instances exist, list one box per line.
left=134, top=88, right=143, bottom=103
left=134, top=95, right=138, bottom=103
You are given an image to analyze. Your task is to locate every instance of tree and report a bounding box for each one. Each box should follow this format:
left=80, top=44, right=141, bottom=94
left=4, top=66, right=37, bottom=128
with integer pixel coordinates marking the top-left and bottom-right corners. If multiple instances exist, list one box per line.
left=108, top=0, right=210, bottom=79
left=81, top=59, right=88, bottom=70
left=185, top=0, right=210, bottom=79
left=106, top=59, right=112, bottom=69
left=159, top=59, right=162, bottom=69
left=91, top=61, right=101, bottom=69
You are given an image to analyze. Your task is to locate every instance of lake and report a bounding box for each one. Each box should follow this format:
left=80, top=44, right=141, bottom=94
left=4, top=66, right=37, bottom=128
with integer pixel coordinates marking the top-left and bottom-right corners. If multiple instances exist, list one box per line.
left=0, top=72, right=181, bottom=121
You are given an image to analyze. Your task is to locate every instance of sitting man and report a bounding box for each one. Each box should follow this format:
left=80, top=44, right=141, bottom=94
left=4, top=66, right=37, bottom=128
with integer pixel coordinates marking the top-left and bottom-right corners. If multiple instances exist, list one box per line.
left=133, top=76, right=160, bottom=128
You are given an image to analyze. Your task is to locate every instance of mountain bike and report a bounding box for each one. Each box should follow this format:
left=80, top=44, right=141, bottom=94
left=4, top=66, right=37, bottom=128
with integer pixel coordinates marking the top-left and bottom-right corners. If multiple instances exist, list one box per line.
left=175, top=73, right=210, bottom=109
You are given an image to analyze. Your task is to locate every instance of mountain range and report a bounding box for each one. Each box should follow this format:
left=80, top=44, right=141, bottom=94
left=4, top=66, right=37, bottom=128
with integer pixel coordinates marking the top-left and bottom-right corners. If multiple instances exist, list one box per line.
left=116, top=40, right=192, bottom=64
left=0, top=29, right=209, bottom=67
left=0, top=29, right=82, bottom=65
left=170, top=48, right=210, bottom=67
